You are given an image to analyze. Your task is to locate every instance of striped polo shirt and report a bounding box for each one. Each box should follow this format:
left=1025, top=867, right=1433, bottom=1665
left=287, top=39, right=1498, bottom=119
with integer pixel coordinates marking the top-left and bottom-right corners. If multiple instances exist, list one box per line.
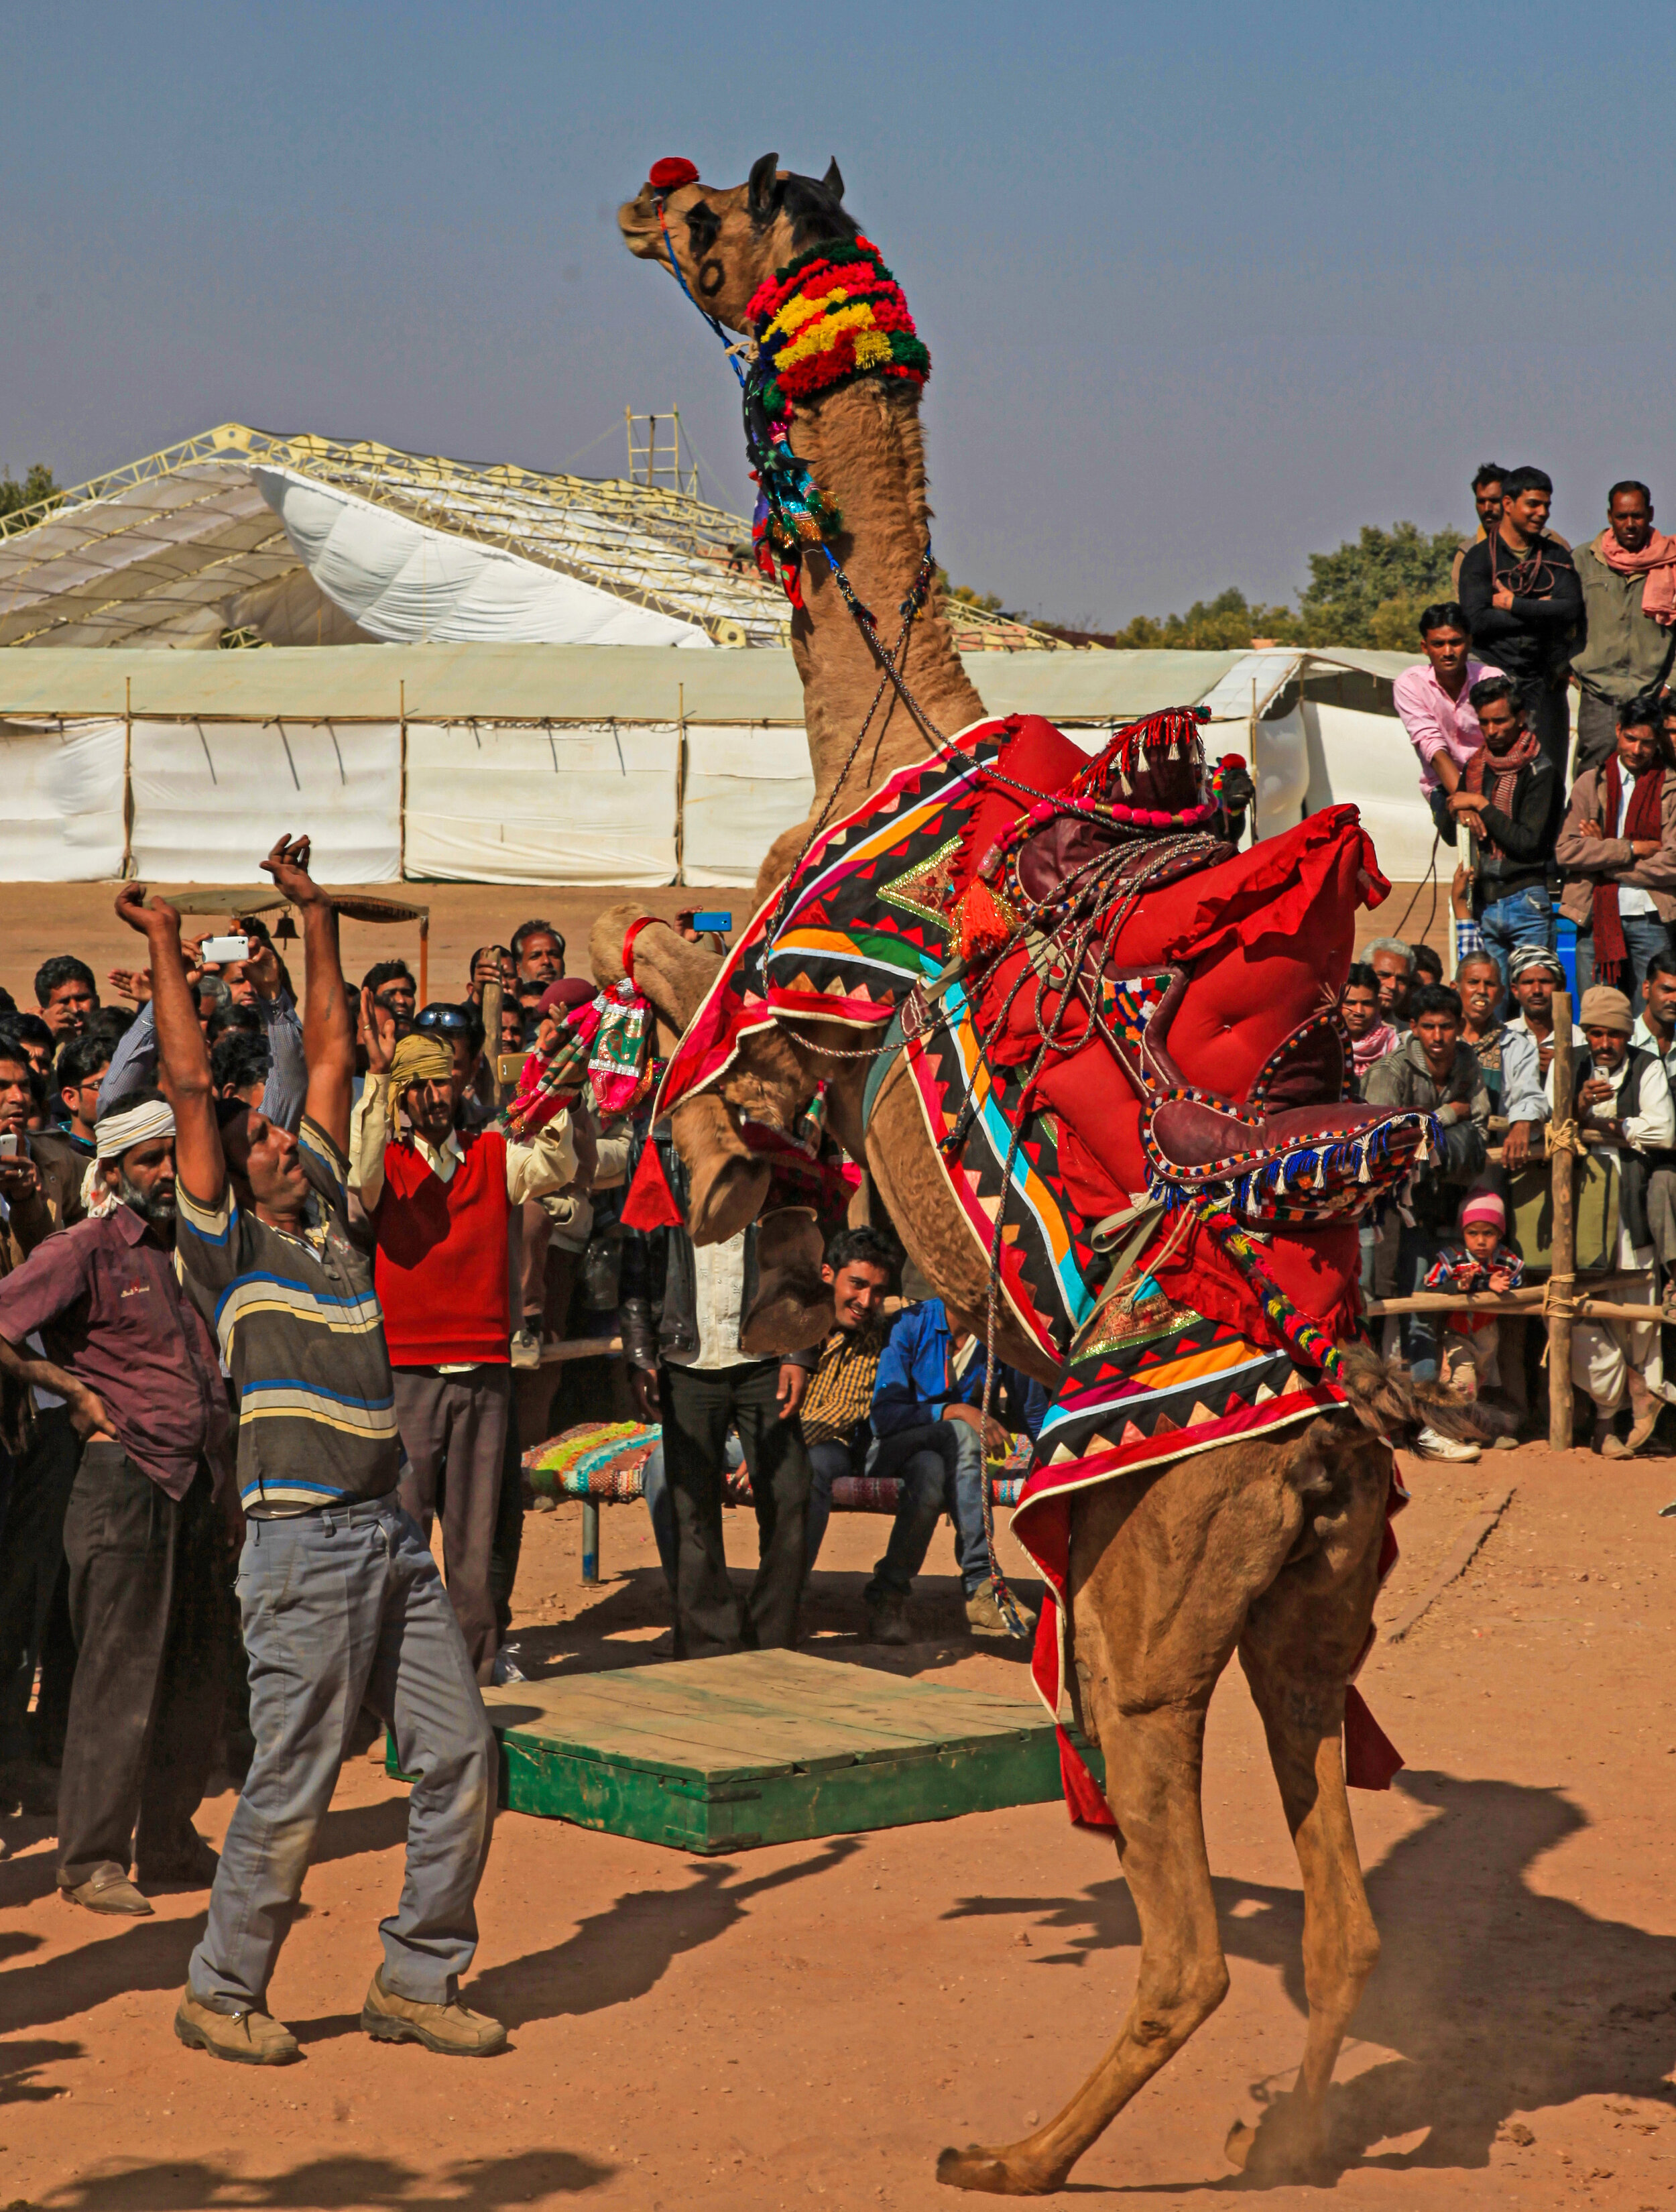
left=175, top=1116, right=399, bottom=1517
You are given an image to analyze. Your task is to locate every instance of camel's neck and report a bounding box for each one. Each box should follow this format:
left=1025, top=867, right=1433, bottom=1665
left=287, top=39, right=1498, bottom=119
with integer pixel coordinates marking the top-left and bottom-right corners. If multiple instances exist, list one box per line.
left=784, top=380, right=986, bottom=815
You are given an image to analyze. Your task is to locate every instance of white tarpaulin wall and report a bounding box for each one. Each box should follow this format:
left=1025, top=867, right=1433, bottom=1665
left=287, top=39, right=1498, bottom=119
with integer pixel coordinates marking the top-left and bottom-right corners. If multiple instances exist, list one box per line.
left=682, top=724, right=816, bottom=888
left=129, top=720, right=402, bottom=882
left=403, top=722, right=680, bottom=886
left=0, top=718, right=127, bottom=880
left=1301, top=704, right=1439, bottom=880
left=257, top=470, right=713, bottom=652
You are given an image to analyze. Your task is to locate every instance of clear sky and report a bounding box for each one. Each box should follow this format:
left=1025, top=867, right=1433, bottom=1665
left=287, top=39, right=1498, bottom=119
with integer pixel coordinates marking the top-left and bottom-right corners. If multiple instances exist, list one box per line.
left=3, top=1, right=1673, bottom=629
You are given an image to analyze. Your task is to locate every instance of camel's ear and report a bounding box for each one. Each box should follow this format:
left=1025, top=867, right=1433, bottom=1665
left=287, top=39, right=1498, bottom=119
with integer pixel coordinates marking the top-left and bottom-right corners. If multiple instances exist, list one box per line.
left=747, top=152, right=783, bottom=223
left=822, top=157, right=845, bottom=201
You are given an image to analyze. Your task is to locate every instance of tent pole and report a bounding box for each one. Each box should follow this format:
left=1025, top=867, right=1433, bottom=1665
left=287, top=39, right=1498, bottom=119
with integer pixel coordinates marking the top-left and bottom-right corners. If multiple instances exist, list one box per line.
left=1547, top=992, right=1577, bottom=1450
left=121, top=675, right=134, bottom=880
left=398, top=679, right=408, bottom=882
left=674, top=681, right=687, bottom=886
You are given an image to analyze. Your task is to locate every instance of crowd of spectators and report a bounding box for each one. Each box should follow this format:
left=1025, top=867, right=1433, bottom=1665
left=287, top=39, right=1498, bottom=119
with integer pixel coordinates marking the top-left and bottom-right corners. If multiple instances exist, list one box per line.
left=1360, top=461, right=1676, bottom=1460
left=1352, top=471, right=1675, bottom=1459
left=0, top=850, right=1040, bottom=2065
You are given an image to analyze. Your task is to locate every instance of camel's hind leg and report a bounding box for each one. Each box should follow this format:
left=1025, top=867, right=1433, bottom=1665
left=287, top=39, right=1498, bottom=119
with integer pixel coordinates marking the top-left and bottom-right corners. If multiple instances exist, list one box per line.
left=1225, top=1434, right=1393, bottom=2178
left=937, top=1442, right=1308, bottom=2197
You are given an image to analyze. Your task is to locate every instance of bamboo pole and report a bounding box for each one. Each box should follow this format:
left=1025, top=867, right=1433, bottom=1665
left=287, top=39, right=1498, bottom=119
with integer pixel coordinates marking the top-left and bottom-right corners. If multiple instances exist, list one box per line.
left=1548, top=990, right=1577, bottom=1450
left=481, top=976, right=505, bottom=1111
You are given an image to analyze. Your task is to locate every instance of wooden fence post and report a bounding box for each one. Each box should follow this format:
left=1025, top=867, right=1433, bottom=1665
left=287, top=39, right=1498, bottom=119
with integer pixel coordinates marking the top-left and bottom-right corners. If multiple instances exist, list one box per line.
left=1547, top=990, right=1577, bottom=1450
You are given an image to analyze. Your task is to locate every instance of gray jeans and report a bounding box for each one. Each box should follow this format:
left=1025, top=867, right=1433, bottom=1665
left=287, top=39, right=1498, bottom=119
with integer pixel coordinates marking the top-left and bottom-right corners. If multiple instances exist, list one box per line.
left=188, top=1493, right=496, bottom=2014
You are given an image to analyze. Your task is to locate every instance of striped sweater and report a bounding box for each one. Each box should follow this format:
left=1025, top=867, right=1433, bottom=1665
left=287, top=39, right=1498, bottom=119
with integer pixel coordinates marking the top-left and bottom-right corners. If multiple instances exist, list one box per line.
left=175, top=1116, right=400, bottom=1517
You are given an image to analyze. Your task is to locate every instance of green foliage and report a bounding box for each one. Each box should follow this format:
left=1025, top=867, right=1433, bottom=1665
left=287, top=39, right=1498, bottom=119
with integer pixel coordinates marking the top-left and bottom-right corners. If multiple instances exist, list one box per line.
left=1106, top=587, right=1300, bottom=651
left=1061, top=520, right=1468, bottom=652
left=1295, top=522, right=1460, bottom=648
left=0, top=462, right=58, bottom=520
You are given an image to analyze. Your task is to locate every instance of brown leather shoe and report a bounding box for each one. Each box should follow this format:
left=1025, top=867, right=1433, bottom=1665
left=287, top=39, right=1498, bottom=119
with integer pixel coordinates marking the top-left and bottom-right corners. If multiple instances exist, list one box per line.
left=58, top=1865, right=153, bottom=1916
left=174, top=1988, right=300, bottom=2066
left=361, top=1969, right=507, bottom=2056
left=965, top=1578, right=1038, bottom=1641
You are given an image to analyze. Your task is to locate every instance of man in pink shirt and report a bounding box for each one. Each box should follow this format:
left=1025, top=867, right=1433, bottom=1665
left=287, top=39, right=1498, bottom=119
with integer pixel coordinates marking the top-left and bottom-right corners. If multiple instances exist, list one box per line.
left=1393, top=601, right=1502, bottom=846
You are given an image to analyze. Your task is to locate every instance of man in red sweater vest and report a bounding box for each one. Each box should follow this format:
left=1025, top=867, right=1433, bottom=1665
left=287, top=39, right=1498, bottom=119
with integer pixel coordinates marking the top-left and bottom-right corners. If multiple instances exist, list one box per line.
left=353, top=1021, right=577, bottom=1680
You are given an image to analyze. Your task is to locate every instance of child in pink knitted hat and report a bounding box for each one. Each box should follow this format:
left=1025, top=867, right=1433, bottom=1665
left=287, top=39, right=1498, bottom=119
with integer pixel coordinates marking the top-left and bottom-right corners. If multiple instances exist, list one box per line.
left=1423, top=1190, right=1523, bottom=1425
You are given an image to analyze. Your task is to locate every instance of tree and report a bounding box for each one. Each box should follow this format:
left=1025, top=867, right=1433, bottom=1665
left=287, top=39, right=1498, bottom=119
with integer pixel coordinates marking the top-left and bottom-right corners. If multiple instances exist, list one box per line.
left=1295, top=521, right=1459, bottom=649
left=1046, top=518, right=1467, bottom=651
left=1105, top=587, right=1300, bottom=652
left=0, top=462, right=58, bottom=520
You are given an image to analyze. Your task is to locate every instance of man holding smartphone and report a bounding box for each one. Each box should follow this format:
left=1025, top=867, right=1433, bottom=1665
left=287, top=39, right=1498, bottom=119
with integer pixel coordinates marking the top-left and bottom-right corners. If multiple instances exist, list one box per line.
left=119, top=836, right=503, bottom=2067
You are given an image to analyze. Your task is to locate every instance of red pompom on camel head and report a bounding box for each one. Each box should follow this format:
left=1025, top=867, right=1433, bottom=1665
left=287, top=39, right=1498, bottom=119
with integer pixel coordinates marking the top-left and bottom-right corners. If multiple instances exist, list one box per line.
left=618, top=150, right=856, bottom=334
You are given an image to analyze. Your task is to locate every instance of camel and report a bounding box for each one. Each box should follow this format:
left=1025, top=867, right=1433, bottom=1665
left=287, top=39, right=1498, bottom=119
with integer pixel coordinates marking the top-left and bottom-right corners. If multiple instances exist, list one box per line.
left=605, top=155, right=1484, bottom=2193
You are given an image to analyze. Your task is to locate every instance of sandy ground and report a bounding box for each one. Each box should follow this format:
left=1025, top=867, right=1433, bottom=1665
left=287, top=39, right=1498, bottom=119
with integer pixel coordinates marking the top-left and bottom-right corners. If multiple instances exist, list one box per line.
left=2, top=1435, right=1675, bottom=2211
left=0, top=879, right=1451, bottom=1021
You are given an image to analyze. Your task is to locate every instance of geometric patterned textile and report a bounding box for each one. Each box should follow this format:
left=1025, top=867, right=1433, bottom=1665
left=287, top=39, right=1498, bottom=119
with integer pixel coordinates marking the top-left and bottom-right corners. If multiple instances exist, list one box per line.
left=654, top=707, right=1431, bottom=1809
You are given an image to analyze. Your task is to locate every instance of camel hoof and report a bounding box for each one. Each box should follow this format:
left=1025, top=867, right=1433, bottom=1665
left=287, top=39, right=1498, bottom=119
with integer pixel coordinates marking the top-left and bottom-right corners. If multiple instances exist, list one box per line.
left=1225, top=2099, right=1333, bottom=2184
left=739, top=1280, right=832, bottom=1356
left=936, top=2144, right=1060, bottom=2196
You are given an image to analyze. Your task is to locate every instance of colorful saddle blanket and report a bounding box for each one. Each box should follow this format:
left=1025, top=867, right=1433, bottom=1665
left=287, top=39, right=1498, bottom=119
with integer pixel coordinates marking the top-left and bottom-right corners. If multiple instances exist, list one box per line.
left=658, top=709, right=1431, bottom=1810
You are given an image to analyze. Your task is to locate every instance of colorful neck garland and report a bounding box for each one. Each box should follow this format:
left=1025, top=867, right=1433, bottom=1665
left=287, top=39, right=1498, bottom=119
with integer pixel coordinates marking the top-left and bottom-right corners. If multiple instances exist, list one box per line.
left=742, top=235, right=930, bottom=607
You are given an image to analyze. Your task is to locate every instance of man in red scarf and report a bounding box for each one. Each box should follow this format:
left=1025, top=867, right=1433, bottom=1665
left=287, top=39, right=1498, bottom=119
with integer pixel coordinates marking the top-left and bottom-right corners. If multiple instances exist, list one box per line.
left=1446, top=676, right=1561, bottom=985
left=1556, top=699, right=1676, bottom=1010
left=1573, top=481, right=1676, bottom=777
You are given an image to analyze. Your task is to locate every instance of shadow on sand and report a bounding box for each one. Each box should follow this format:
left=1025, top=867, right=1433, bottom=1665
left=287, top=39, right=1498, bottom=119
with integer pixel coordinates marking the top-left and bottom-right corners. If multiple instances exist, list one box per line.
left=35, top=2148, right=609, bottom=2208
left=947, top=1768, right=1676, bottom=2180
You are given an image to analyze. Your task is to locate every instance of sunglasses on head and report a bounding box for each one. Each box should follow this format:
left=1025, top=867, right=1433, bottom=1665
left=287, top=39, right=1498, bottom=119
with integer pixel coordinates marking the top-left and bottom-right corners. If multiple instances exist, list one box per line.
left=416, top=1005, right=472, bottom=1035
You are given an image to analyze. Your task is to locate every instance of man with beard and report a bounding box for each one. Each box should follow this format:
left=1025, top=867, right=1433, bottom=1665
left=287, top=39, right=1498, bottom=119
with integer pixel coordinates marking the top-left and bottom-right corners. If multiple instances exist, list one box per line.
left=1445, top=675, right=1562, bottom=982
left=0, top=1089, right=232, bottom=1914
left=1571, top=482, right=1676, bottom=779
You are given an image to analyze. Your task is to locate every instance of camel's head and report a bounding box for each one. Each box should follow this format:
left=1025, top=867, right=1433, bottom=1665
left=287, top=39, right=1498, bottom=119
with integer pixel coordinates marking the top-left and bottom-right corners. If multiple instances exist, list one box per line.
left=618, top=152, right=859, bottom=334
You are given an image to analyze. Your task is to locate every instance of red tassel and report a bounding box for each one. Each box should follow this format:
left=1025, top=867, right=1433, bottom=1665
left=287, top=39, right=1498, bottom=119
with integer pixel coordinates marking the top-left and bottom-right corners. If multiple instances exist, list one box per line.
left=1343, top=1685, right=1404, bottom=1790
left=959, top=878, right=1014, bottom=963
left=620, top=1143, right=684, bottom=1232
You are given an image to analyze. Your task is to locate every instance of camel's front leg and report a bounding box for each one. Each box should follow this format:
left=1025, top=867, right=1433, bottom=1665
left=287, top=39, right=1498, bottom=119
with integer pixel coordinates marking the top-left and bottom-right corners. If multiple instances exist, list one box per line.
left=938, top=1698, right=1230, bottom=2195
left=1225, top=1437, right=1389, bottom=2177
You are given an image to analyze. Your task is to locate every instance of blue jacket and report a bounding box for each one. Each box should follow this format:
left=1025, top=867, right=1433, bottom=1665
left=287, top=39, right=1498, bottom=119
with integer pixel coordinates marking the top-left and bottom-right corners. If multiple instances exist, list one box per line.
left=872, top=1299, right=1050, bottom=1442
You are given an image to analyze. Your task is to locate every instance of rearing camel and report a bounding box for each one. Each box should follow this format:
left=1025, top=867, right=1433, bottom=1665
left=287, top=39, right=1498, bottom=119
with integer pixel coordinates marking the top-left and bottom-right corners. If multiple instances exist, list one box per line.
left=608, top=154, right=1482, bottom=2194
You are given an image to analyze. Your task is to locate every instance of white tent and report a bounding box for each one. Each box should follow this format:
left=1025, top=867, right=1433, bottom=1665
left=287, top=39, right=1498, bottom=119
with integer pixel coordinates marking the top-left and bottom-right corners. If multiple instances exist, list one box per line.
left=0, top=642, right=1445, bottom=888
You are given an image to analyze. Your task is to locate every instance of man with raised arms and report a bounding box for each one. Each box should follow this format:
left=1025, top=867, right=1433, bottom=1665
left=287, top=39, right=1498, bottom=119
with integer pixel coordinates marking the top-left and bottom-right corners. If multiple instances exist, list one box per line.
left=119, top=837, right=504, bottom=2067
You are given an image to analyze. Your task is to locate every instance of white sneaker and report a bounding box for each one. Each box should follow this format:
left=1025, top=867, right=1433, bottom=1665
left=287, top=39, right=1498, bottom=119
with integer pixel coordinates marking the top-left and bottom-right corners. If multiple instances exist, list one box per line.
left=1413, top=1425, right=1481, bottom=1462
left=491, top=1645, right=526, bottom=1685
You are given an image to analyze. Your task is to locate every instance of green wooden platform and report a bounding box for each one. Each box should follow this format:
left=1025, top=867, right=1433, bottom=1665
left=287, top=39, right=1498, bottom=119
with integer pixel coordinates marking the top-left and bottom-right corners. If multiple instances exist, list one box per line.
left=414, top=1649, right=1083, bottom=1853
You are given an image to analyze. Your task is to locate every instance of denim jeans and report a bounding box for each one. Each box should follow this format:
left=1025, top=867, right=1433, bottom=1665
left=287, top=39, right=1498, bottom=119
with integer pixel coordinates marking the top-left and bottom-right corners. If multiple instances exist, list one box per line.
left=1575, top=914, right=1673, bottom=1016
left=1396, top=1224, right=1446, bottom=1380
left=804, top=1420, right=991, bottom=1600
left=188, top=1493, right=496, bottom=2014
left=1479, top=886, right=1555, bottom=988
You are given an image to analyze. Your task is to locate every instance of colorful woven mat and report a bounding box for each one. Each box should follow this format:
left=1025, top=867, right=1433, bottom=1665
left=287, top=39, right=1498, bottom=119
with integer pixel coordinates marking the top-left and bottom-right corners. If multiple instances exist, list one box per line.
left=520, top=1421, right=1024, bottom=1509
left=522, top=1422, right=658, bottom=1503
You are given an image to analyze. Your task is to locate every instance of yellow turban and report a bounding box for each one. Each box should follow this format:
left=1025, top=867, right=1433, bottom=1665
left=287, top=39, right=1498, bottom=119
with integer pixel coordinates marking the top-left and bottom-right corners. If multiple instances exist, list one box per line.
left=389, top=1033, right=455, bottom=1095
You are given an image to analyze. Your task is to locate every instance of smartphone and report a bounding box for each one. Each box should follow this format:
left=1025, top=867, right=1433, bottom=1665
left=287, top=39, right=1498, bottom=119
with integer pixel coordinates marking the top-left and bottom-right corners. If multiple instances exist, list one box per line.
left=0, top=1133, right=17, bottom=1159
left=690, top=911, right=733, bottom=934
left=200, top=935, right=251, bottom=964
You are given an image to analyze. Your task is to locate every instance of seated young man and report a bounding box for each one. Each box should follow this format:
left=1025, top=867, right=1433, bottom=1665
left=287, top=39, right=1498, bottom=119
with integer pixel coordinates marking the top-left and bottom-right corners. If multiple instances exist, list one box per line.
left=806, top=1275, right=1047, bottom=1647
